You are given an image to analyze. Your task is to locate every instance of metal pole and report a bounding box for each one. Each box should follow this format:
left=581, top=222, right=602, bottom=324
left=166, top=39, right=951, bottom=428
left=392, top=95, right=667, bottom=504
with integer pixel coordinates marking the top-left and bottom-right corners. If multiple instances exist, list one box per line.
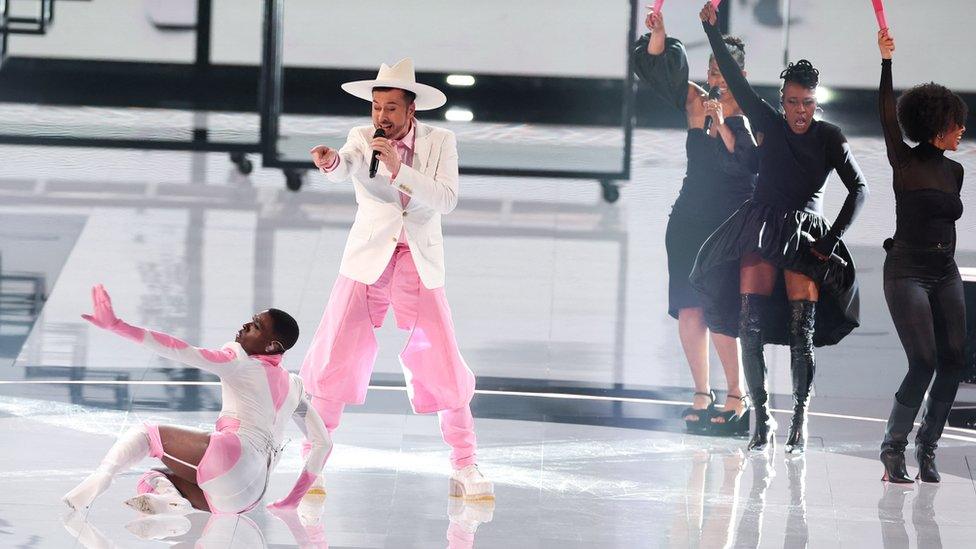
left=621, top=0, right=638, bottom=181
left=195, top=0, right=212, bottom=67
left=782, top=0, right=792, bottom=68
left=259, top=0, right=283, bottom=163
left=0, top=0, right=8, bottom=69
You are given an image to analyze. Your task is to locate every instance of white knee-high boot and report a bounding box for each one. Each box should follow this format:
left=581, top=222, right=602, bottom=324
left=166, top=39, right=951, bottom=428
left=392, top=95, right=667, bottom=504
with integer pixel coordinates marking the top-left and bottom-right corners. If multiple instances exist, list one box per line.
left=63, top=426, right=152, bottom=510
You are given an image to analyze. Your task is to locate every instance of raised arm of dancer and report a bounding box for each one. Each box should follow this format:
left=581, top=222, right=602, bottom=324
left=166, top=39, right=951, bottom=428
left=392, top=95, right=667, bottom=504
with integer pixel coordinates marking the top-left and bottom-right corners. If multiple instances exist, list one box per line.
left=82, top=284, right=240, bottom=376
left=633, top=10, right=693, bottom=111
left=700, top=3, right=776, bottom=129
left=816, top=130, right=870, bottom=257
left=267, top=385, right=332, bottom=509
left=390, top=131, right=459, bottom=214
left=877, top=30, right=909, bottom=175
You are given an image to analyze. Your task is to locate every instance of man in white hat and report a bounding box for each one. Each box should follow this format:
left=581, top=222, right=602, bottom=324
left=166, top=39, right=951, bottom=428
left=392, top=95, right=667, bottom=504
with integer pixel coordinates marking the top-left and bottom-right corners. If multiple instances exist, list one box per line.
left=299, top=58, right=493, bottom=501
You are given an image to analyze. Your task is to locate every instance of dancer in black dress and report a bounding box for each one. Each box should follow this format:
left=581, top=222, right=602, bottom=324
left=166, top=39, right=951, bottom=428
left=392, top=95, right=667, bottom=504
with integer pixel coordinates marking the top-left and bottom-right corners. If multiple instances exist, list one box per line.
left=875, top=30, right=968, bottom=484
left=691, top=2, right=869, bottom=453
left=634, top=8, right=757, bottom=434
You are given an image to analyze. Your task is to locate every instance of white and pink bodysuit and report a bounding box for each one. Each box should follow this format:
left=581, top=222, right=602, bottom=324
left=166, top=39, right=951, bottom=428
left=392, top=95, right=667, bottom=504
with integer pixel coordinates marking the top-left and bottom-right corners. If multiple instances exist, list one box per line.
left=63, top=311, right=331, bottom=514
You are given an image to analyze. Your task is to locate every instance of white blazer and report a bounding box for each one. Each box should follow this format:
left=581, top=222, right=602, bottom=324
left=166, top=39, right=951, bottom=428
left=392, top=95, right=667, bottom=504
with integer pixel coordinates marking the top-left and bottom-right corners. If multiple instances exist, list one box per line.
left=315, top=122, right=459, bottom=289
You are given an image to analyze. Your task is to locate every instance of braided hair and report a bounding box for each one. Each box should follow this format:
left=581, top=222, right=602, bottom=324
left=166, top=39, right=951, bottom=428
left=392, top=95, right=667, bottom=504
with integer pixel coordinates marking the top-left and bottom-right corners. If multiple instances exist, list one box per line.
left=779, top=60, right=819, bottom=90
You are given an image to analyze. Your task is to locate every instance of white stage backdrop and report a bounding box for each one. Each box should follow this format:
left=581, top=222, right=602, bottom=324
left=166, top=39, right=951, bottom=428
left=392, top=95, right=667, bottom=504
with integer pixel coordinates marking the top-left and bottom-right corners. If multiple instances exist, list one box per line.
left=6, top=0, right=974, bottom=91
left=730, top=0, right=974, bottom=92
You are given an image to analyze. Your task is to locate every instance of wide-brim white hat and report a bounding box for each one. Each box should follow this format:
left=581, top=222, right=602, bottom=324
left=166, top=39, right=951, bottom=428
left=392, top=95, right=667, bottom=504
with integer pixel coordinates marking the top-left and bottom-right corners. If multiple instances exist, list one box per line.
left=341, top=58, right=447, bottom=111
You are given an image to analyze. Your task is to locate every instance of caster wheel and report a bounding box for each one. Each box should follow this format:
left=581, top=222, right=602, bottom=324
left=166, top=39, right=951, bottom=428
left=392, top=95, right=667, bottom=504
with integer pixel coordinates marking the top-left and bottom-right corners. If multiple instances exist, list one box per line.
left=600, top=180, right=620, bottom=203
left=230, top=153, right=253, bottom=175
left=285, top=170, right=304, bottom=192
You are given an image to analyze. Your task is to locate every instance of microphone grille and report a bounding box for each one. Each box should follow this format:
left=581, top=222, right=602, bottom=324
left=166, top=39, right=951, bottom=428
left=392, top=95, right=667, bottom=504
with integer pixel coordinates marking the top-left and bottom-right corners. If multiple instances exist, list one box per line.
left=373, top=128, right=386, bottom=138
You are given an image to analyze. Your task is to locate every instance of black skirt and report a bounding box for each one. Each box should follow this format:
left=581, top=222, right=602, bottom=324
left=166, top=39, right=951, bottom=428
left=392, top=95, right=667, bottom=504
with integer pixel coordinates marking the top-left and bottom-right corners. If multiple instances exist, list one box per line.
left=689, top=200, right=860, bottom=347
left=665, top=210, right=730, bottom=319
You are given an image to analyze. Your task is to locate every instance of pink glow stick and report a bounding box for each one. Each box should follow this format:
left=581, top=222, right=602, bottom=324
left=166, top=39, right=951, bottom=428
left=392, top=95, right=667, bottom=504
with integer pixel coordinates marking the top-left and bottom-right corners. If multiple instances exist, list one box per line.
left=653, top=0, right=664, bottom=15
left=872, top=0, right=888, bottom=30
left=711, top=0, right=723, bottom=8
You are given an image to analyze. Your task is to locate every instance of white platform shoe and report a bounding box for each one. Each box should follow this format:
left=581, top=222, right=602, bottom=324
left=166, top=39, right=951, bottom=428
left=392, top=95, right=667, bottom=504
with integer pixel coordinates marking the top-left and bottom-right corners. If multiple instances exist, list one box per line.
left=123, top=475, right=192, bottom=515
left=449, top=465, right=494, bottom=501
left=124, top=492, right=192, bottom=515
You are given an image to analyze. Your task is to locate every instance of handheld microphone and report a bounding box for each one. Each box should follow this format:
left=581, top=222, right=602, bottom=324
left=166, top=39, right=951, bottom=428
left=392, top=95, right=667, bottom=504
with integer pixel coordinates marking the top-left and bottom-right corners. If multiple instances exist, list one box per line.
left=368, top=127, right=386, bottom=179
left=826, top=251, right=848, bottom=268
left=800, top=232, right=849, bottom=268
left=703, top=85, right=723, bottom=133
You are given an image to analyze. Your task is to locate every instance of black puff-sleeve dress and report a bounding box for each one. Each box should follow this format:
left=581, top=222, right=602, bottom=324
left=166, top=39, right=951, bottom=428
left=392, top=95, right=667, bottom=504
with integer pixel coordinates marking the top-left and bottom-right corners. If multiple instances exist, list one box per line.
left=689, top=21, right=869, bottom=346
left=634, top=34, right=758, bottom=319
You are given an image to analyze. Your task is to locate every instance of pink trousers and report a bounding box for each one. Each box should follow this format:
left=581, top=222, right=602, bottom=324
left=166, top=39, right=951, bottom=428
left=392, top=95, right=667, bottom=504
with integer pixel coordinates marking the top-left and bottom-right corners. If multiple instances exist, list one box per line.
left=300, top=245, right=478, bottom=468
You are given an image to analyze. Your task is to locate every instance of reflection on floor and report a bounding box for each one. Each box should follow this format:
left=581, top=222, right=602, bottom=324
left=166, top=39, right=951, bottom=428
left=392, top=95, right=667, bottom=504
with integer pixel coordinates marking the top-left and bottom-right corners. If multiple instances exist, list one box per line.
left=2, top=128, right=976, bottom=547
left=3, top=390, right=976, bottom=548
left=0, top=214, right=84, bottom=365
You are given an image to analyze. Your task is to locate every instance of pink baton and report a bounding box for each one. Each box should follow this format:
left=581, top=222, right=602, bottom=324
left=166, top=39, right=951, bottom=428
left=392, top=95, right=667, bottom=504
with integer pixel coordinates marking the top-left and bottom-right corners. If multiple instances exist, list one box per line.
left=872, top=0, right=888, bottom=30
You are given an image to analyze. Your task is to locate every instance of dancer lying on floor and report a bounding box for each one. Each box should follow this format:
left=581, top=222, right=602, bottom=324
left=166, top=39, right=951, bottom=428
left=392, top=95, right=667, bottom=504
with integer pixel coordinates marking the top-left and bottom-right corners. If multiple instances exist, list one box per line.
left=62, top=284, right=331, bottom=514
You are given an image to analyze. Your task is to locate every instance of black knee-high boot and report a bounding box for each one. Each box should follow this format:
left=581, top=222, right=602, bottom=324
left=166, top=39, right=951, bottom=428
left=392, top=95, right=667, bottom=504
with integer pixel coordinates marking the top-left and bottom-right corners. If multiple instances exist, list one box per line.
left=786, top=300, right=816, bottom=454
left=880, top=397, right=919, bottom=483
left=915, top=398, right=953, bottom=483
left=740, top=294, right=775, bottom=451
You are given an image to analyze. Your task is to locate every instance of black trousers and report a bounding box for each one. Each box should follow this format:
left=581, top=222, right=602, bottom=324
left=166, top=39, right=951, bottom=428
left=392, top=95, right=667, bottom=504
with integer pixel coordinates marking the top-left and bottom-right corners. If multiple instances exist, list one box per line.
left=883, top=240, right=966, bottom=407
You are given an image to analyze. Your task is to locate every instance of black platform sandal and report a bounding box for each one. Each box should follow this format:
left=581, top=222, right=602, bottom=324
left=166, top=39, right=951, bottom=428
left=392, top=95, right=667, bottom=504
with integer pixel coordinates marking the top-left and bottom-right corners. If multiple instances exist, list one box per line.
left=709, top=394, right=752, bottom=437
left=681, top=390, right=717, bottom=434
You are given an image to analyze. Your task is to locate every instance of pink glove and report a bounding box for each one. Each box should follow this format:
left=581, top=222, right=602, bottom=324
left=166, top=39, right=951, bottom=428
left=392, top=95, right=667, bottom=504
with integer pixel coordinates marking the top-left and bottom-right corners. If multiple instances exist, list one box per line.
left=81, top=285, right=143, bottom=342
left=266, top=470, right=317, bottom=510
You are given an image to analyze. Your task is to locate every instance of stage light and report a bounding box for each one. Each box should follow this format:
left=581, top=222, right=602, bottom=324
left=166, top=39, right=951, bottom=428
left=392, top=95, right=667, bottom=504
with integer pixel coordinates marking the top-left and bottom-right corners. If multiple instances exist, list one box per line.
left=445, top=108, right=474, bottom=122
left=446, top=74, right=476, bottom=87
left=816, top=86, right=834, bottom=104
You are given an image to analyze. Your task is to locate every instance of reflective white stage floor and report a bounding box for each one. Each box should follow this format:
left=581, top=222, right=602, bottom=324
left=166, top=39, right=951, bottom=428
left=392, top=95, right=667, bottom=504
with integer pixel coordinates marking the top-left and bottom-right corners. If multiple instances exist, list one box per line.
left=3, top=390, right=976, bottom=548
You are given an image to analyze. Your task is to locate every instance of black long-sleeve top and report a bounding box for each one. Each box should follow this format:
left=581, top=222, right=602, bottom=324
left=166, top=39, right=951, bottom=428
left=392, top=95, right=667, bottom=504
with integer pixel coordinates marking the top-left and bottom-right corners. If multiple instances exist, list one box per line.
left=703, top=21, right=869, bottom=253
left=633, top=34, right=691, bottom=111
left=634, top=34, right=758, bottom=220
left=879, top=59, right=964, bottom=247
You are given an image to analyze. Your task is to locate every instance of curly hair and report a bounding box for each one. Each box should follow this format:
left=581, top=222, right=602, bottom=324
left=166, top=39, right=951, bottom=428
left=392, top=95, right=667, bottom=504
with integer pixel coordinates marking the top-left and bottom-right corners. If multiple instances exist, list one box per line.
left=779, top=59, right=819, bottom=89
left=709, top=35, right=746, bottom=69
left=897, top=82, right=969, bottom=143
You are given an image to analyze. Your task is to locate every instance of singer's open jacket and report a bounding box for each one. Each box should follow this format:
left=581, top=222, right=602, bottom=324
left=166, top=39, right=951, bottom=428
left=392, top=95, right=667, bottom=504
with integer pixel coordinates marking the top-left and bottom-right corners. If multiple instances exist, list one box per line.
left=312, top=122, right=459, bottom=289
